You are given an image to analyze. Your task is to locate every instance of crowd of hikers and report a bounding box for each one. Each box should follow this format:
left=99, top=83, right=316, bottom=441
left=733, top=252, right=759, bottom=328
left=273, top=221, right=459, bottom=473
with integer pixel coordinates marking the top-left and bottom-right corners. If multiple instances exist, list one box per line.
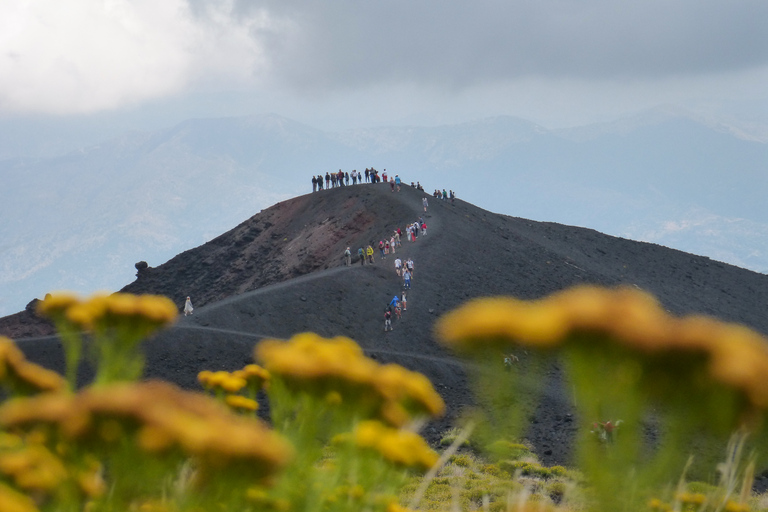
left=311, top=168, right=433, bottom=194
left=342, top=201, right=431, bottom=332
left=327, top=169, right=455, bottom=332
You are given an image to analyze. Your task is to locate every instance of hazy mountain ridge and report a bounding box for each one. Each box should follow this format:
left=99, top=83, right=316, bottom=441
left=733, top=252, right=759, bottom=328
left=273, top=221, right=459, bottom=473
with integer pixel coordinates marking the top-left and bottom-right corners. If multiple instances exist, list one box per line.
left=2, top=109, right=766, bottom=316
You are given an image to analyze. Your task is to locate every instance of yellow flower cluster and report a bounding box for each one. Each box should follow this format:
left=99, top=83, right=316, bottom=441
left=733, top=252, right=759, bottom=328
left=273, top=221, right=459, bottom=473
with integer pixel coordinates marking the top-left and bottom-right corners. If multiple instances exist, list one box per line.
left=0, top=381, right=292, bottom=480
left=198, top=364, right=270, bottom=395
left=233, top=364, right=271, bottom=390
left=354, top=420, right=438, bottom=471
left=37, top=292, right=177, bottom=331
left=225, top=395, right=259, bottom=412
left=198, top=371, right=247, bottom=393
left=0, top=337, right=66, bottom=395
left=678, top=492, right=707, bottom=505
left=436, top=285, right=768, bottom=410
left=256, top=333, right=445, bottom=425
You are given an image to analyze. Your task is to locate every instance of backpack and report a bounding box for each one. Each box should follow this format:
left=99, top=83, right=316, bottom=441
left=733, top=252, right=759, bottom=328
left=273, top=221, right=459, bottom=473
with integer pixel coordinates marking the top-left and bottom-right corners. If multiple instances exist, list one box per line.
left=345, top=249, right=351, bottom=256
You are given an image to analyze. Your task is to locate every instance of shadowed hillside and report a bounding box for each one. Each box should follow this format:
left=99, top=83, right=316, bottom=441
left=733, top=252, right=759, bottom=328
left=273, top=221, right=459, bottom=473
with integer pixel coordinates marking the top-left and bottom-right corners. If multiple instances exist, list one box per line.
left=5, top=182, right=768, bottom=473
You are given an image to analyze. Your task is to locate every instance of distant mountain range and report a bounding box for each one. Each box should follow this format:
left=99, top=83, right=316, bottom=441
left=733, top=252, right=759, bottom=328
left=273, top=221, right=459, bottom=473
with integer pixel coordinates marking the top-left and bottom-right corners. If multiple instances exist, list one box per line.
left=1, top=108, right=766, bottom=316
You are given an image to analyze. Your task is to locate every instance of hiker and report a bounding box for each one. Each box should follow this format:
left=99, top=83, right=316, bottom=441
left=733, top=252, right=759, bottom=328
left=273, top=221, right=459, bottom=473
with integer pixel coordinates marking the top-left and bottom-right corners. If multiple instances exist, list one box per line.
left=365, top=168, right=370, bottom=182
left=351, top=169, right=357, bottom=184
left=421, top=221, right=427, bottom=236
left=312, top=175, right=317, bottom=192
left=402, top=269, right=412, bottom=289
left=317, top=175, right=324, bottom=190
left=384, top=308, right=393, bottom=332
left=345, top=172, right=349, bottom=185
left=331, top=172, right=337, bottom=188
left=450, top=190, right=455, bottom=204
left=406, top=258, right=414, bottom=278
left=344, top=247, right=352, bottom=266
left=390, top=178, right=395, bottom=192
left=401, top=292, right=407, bottom=311
left=384, top=240, right=390, bottom=255
left=358, top=247, right=365, bottom=265
left=382, top=170, right=387, bottom=182
left=395, top=175, right=401, bottom=191
left=389, top=295, right=399, bottom=310
left=366, top=244, right=375, bottom=264
left=422, top=197, right=428, bottom=212
left=325, top=172, right=330, bottom=189
left=395, top=230, right=401, bottom=247
left=442, top=189, right=448, bottom=200
left=184, top=296, right=194, bottom=316
left=394, top=257, right=402, bottom=276
left=390, top=235, right=396, bottom=254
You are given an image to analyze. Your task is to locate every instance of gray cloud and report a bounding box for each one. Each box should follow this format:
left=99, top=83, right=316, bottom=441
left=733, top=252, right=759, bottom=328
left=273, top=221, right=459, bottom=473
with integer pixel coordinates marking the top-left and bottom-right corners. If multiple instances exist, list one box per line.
left=200, top=0, right=768, bottom=93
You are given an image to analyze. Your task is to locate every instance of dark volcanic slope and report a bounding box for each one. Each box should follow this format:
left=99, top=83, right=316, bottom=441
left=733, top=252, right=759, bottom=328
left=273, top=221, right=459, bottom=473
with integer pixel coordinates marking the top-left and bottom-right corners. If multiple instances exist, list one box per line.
left=7, top=183, right=768, bottom=467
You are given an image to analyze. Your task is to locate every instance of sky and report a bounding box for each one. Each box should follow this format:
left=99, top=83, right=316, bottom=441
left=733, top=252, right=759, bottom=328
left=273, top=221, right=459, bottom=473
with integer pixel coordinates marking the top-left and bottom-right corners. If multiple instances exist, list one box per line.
left=1, top=0, right=767, bottom=134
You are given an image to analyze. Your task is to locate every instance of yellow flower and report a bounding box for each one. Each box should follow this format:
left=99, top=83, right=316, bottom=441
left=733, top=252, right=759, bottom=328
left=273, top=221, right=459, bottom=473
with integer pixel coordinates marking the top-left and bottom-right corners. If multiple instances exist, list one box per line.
left=436, top=296, right=571, bottom=351
left=220, top=376, right=247, bottom=394
left=197, top=370, right=214, bottom=387
left=354, top=420, right=438, bottom=471
left=36, top=292, right=81, bottom=318
left=374, top=364, right=445, bottom=420
left=225, top=395, right=259, bottom=412
left=437, top=285, right=768, bottom=414
left=676, top=492, right=706, bottom=505
left=256, top=333, right=444, bottom=425
left=0, top=381, right=293, bottom=481
left=0, top=337, right=67, bottom=394
left=233, top=364, right=271, bottom=390
left=54, top=292, right=177, bottom=331
left=724, top=501, right=751, bottom=512
left=387, top=503, right=416, bottom=512
left=256, top=333, right=376, bottom=386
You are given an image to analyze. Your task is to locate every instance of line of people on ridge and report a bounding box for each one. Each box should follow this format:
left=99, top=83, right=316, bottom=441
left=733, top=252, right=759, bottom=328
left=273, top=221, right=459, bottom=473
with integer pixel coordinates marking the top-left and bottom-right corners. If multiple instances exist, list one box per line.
left=312, top=168, right=430, bottom=193
left=433, top=189, right=456, bottom=203
left=341, top=208, right=428, bottom=331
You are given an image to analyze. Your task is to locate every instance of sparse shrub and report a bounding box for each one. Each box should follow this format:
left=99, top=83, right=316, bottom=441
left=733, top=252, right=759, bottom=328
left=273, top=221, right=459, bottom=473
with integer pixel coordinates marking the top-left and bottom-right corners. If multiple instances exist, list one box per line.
left=486, top=439, right=534, bottom=461
left=440, top=427, right=472, bottom=448
left=547, top=480, right=568, bottom=502
left=450, top=454, right=474, bottom=467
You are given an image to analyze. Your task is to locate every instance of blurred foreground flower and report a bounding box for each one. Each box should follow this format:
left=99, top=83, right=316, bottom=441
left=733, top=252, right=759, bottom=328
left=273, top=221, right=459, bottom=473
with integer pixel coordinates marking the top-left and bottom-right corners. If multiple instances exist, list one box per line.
left=436, top=285, right=768, bottom=511
left=436, top=285, right=768, bottom=414
left=0, top=337, right=66, bottom=396
left=354, top=420, right=439, bottom=471
left=37, top=292, right=178, bottom=386
left=256, top=332, right=444, bottom=427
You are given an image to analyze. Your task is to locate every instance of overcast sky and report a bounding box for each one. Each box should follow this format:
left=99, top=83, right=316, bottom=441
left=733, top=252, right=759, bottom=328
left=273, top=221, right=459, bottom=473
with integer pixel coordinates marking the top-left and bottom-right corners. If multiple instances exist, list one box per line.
left=1, top=0, right=767, bottom=130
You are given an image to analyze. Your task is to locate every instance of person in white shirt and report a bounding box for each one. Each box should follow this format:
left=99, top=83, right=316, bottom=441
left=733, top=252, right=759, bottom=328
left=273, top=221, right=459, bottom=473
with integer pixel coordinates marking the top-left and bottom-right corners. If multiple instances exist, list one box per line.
left=184, top=296, right=194, bottom=316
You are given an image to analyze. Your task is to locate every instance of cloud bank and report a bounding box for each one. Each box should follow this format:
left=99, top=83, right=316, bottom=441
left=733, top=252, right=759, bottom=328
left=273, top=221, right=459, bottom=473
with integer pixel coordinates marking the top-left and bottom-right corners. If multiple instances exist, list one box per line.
left=0, top=0, right=766, bottom=119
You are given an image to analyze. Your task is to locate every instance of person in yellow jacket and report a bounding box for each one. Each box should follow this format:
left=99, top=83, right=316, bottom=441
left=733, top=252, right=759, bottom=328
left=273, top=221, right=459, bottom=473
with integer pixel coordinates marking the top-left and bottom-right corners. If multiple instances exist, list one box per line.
left=366, top=244, right=375, bottom=264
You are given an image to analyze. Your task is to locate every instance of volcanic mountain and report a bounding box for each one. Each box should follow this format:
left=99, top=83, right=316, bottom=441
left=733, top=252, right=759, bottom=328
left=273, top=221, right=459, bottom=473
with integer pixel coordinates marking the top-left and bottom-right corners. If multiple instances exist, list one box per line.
left=4, top=183, right=768, bottom=471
